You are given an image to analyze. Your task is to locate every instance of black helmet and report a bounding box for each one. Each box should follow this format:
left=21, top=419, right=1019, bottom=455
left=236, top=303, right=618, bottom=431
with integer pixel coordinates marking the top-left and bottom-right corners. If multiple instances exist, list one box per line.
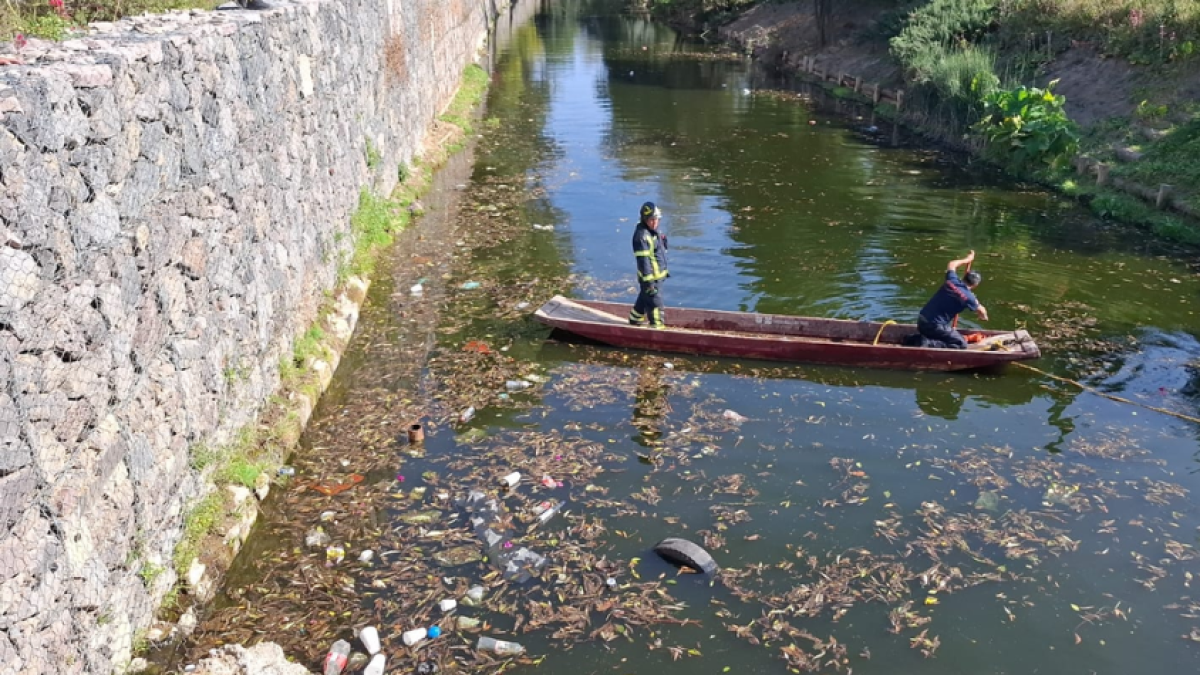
left=640, top=201, right=662, bottom=222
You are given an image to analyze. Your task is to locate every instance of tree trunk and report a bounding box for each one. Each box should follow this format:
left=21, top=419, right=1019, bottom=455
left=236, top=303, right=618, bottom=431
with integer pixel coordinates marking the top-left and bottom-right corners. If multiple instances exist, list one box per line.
left=814, top=0, right=831, bottom=48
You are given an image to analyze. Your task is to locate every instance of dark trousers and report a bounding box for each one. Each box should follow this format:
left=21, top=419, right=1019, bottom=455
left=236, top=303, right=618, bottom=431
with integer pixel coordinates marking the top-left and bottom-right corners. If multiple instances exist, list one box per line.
left=630, top=282, right=665, bottom=327
left=917, top=316, right=966, bottom=349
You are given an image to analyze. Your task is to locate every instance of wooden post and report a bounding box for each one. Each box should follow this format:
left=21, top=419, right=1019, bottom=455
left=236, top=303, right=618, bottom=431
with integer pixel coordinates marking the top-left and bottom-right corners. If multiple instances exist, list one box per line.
left=1157, top=184, right=1173, bottom=209
left=854, top=76, right=862, bottom=93
left=872, top=84, right=881, bottom=104
left=803, top=56, right=812, bottom=72
left=895, top=89, right=904, bottom=112
left=838, top=72, right=846, bottom=87
left=1096, top=163, right=1110, bottom=186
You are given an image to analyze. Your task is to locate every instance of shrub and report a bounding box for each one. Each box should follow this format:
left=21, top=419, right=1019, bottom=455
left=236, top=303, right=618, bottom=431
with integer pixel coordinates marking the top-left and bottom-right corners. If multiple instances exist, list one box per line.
left=908, top=42, right=999, bottom=104
left=890, top=0, right=1000, bottom=67
left=973, top=79, right=1079, bottom=171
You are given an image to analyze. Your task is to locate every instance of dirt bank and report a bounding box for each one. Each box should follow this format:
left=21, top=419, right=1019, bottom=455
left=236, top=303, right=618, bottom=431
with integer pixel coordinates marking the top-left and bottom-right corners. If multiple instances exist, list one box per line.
left=716, top=0, right=1200, bottom=234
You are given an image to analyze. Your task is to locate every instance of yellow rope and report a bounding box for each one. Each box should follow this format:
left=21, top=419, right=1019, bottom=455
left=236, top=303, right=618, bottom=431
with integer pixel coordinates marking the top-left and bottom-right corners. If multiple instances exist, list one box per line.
left=873, top=320, right=897, bottom=346
left=1014, top=362, right=1200, bottom=426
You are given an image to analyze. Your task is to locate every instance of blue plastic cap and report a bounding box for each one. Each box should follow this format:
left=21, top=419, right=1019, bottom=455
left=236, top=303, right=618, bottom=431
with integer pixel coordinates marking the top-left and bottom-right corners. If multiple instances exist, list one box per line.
left=427, top=625, right=441, bottom=639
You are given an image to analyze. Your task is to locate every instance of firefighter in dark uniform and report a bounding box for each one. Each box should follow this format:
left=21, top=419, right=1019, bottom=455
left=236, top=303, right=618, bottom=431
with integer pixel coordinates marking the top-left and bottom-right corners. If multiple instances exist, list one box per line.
left=629, top=201, right=669, bottom=327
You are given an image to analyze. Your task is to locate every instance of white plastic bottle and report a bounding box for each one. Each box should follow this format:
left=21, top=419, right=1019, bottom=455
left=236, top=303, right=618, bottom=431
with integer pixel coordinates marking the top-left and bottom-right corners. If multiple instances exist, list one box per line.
left=499, top=472, right=521, bottom=488
left=364, top=654, right=387, bottom=675
left=358, top=626, right=381, bottom=655
left=477, top=636, right=525, bottom=655
left=536, top=501, right=562, bottom=524
left=402, top=627, right=428, bottom=646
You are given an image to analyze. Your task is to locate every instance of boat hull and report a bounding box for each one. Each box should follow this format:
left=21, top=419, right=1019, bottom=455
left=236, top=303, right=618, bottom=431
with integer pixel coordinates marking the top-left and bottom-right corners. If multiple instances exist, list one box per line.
left=534, top=296, right=1040, bottom=372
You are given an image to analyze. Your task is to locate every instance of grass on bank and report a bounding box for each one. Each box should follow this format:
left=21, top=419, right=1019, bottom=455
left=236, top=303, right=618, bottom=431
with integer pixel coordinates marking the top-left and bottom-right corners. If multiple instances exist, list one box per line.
left=440, top=63, right=490, bottom=147
left=1111, top=116, right=1200, bottom=212
left=1055, top=171, right=1200, bottom=244
left=1001, top=0, right=1200, bottom=65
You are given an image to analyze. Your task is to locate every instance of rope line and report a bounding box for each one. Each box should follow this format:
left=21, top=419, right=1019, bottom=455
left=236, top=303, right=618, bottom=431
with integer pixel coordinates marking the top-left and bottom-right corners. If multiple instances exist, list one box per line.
left=1014, top=362, right=1200, bottom=426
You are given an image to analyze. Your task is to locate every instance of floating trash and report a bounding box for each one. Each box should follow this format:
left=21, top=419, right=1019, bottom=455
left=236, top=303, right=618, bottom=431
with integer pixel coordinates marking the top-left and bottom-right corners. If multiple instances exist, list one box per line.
left=324, top=545, right=345, bottom=567
left=974, top=490, right=1001, bottom=512
left=433, top=546, right=481, bottom=567
left=305, top=527, right=330, bottom=549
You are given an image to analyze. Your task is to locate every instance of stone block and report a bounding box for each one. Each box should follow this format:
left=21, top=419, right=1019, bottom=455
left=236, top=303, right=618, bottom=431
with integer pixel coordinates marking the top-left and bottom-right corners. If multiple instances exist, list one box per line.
left=0, top=96, right=23, bottom=115
left=70, top=144, right=114, bottom=190
left=179, top=237, right=206, bottom=279
left=0, top=469, right=38, bottom=535
left=59, top=64, right=113, bottom=88
left=156, top=271, right=189, bottom=333
left=71, top=192, right=121, bottom=248
left=0, top=247, right=41, bottom=316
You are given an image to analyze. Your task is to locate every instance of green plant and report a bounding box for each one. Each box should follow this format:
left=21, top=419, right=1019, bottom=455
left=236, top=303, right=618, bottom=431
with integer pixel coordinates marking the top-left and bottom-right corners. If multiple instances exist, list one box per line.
left=439, top=64, right=490, bottom=136
left=974, top=79, right=1079, bottom=171
left=20, top=12, right=71, bottom=39
left=173, top=491, right=225, bottom=572
left=1136, top=100, right=1169, bottom=121
left=365, top=137, right=381, bottom=171
left=890, top=0, right=999, bottom=67
left=139, top=562, right=165, bottom=587
left=132, top=629, right=150, bottom=655
left=213, top=427, right=266, bottom=488
left=346, top=189, right=405, bottom=279
left=189, top=442, right=219, bottom=472
left=911, top=43, right=999, bottom=104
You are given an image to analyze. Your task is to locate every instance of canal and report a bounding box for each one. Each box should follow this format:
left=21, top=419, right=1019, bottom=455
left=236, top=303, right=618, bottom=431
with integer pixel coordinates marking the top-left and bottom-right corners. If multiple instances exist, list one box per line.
left=185, top=2, right=1200, bottom=673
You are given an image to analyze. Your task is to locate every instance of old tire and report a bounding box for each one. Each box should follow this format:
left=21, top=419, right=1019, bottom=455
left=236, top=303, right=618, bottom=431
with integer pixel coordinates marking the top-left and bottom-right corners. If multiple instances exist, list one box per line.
left=653, top=537, right=718, bottom=575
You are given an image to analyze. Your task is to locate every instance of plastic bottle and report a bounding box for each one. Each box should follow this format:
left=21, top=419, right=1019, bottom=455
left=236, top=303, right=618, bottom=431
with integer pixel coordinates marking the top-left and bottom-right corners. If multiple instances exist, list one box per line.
left=476, top=636, right=525, bottom=656
left=439, top=598, right=457, bottom=612
left=536, top=501, right=562, bottom=524
left=505, top=380, right=531, bottom=391
left=358, top=626, right=381, bottom=655
left=322, top=639, right=350, bottom=675
left=531, top=501, right=553, bottom=517
left=462, top=585, right=485, bottom=606
left=363, top=654, right=386, bottom=675
left=499, top=472, right=521, bottom=488
left=427, top=625, right=442, bottom=639
left=460, top=406, right=475, bottom=423
left=402, top=627, right=428, bottom=647
left=605, top=577, right=618, bottom=591
left=358, top=550, right=374, bottom=564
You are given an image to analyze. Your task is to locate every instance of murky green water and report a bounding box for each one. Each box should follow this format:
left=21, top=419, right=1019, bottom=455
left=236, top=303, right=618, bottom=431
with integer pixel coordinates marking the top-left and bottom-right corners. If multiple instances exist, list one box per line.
left=184, top=2, right=1200, bottom=674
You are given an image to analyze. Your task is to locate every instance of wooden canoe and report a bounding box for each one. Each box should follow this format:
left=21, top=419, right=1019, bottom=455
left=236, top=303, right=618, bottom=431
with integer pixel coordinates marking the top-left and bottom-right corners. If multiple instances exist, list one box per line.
left=534, top=295, right=1040, bottom=371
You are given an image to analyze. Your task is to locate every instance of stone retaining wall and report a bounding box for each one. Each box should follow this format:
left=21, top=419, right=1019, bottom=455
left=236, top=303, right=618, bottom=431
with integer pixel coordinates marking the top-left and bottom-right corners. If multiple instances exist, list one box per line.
left=0, top=0, right=507, bottom=672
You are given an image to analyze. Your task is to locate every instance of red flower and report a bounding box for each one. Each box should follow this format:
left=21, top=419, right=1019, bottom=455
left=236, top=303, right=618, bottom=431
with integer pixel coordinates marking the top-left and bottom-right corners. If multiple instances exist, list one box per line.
left=14, top=34, right=26, bottom=50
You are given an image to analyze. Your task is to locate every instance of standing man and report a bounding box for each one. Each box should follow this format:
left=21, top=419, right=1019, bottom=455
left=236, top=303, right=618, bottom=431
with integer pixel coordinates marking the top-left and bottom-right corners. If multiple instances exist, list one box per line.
left=629, top=201, right=669, bottom=328
left=917, top=250, right=988, bottom=349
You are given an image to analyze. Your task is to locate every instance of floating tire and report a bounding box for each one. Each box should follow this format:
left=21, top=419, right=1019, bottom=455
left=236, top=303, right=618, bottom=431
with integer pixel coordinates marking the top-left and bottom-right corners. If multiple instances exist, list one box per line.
left=653, top=537, right=718, bottom=576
